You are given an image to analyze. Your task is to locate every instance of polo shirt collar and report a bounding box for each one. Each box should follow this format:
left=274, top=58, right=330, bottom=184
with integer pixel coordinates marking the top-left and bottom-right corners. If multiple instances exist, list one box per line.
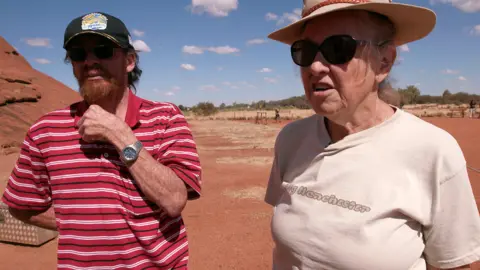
left=74, top=89, right=142, bottom=128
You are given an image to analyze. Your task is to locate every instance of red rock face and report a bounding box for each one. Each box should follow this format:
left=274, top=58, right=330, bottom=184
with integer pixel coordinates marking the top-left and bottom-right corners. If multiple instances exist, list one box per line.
left=0, top=36, right=81, bottom=154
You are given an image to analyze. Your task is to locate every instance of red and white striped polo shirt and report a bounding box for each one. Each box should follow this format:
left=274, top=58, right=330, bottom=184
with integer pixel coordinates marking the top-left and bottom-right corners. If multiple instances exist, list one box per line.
left=2, top=90, right=202, bottom=269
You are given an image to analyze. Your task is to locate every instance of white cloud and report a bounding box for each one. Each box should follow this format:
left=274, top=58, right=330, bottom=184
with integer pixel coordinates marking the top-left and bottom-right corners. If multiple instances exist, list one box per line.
left=183, top=45, right=204, bottom=54
left=266, top=9, right=302, bottom=26
left=182, top=45, right=239, bottom=55
left=154, top=86, right=180, bottom=96
left=132, top=29, right=145, bottom=37
left=132, top=40, right=151, bottom=52
left=442, top=69, right=460, bottom=74
left=265, top=12, right=278, bottom=21
left=189, top=0, right=238, bottom=17
left=223, top=81, right=239, bottom=89
left=429, top=0, right=480, bottom=12
left=222, top=81, right=256, bottom=90
left=34, top=58, right=51, bottom=64
left=181, top=64, right=196, bottom=70
left=206, top=46, right=239, bottom=54
left=264, top=77, right=278, bottom=83
left=470, top=25, right=480, bottom=35
left=269, top=8, right=302, bottom=26
left=23, top=38, right=51, bottom=47
left=398, top=45, right=410, bottom=52
left=258, top=68, right=272, bottom=73
left=247, top=38, right=267, bottom=45
left=459, top=76, right=467, bottom=81
left=217, top=67, right=224, bottom=71
left=240, top=81, right=257, bottom=89
left=200, top=84, right=220, bottom=91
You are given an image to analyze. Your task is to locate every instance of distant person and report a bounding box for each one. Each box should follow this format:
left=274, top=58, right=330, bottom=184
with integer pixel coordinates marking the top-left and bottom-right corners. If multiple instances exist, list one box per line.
left=469, top=99, right=477, bottom=118
left=275, top=108, right=280, bottom=122
left=264, top=0, right=480, bottom=269
left=2, top=12, right=202, bottom=269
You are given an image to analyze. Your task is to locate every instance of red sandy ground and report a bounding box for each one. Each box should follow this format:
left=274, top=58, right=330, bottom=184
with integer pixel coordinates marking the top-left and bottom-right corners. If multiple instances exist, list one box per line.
left=0, top=117, right=478, bottom=269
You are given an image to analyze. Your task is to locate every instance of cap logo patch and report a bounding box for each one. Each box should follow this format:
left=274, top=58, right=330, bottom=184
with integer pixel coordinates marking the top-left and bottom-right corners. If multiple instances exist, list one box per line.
left=81, top=13, right=108, bottom=31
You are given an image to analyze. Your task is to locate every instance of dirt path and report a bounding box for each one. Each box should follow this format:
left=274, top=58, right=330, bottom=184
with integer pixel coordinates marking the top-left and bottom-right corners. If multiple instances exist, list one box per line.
left=0, top=118, right=478, bottom=269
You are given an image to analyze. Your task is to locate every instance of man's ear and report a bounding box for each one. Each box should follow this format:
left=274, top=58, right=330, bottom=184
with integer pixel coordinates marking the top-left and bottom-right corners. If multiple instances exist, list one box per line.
left=126, top=51, right=136, bottom=73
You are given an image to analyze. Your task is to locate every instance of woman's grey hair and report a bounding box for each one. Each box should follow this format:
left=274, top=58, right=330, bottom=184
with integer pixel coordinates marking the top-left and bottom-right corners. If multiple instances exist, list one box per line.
left=378, top=77, right=401, bottom=107
left=364, top=11, right=399, bottom=106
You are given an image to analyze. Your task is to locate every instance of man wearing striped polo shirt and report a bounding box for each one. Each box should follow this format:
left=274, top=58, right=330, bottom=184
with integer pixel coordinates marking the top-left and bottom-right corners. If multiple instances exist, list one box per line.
left=2, top=12, right=202, bottom=269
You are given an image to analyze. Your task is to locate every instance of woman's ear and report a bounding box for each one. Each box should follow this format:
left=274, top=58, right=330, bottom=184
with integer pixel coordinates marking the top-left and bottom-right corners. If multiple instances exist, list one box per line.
left=375, top=45, right=396, bottom=85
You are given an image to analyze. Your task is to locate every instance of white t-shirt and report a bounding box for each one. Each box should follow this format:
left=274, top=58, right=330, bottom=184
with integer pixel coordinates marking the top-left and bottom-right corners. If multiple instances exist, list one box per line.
left=265, top=107, right=480, bottom=270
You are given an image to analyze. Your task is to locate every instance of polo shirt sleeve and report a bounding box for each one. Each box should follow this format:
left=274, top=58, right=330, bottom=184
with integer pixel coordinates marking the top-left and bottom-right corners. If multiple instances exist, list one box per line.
left=423, top=164, right=480, bottom=268
left=156, top=104, right=202, bottom=200
left=1, top=132, right=52, bottom=211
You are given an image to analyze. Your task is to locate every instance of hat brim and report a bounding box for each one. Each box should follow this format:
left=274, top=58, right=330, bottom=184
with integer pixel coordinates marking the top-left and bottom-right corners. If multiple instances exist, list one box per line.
left=63, top=31, right=127, bottom=49
left=267, top=3, right=436, bottom=46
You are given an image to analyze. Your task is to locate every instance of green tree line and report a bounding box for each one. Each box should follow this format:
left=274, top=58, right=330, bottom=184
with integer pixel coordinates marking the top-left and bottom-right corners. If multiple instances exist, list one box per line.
left=180, top=86, right=479, bottom=116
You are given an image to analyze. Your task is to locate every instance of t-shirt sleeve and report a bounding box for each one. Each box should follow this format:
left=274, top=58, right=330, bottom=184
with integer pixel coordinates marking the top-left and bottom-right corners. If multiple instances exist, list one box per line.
left=423, top=165, right=480, bottom=268
left=265, top=150, right=283, bottom=206
left=1, top=133, right=52, bottom=211
left=156, top=104, right=202, bottom=200
left=265, top=129, right=286, bottom=206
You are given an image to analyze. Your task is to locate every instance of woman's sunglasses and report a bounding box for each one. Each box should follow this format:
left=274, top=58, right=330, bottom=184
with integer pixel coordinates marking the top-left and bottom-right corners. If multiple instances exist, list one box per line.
left=291, top=35, right=388, bottom=67
left=67, top=45, right=116, bottom=62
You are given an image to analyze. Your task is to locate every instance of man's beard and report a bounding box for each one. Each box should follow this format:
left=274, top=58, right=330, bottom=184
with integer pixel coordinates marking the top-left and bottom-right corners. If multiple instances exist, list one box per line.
left=78, top=65, right=123, bottom=105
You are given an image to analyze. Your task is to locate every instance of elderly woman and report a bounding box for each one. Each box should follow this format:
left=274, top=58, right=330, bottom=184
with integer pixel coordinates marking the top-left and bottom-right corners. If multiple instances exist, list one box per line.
left=264, top=1, right=480, bottom=269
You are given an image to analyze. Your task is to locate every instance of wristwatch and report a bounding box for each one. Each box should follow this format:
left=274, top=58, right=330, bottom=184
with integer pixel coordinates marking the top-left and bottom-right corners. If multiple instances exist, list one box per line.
left=120, top=140, right=143, bottom=164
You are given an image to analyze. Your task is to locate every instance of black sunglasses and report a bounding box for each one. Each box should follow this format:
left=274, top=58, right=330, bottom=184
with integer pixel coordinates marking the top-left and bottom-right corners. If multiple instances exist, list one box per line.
left=67, top=45, right=116, bottom=62
left=291, top=35, right=388, bottom=67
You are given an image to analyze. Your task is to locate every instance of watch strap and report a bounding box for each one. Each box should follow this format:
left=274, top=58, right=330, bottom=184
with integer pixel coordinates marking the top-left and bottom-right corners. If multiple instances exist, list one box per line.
left=132, top=140, right=143, bottom=152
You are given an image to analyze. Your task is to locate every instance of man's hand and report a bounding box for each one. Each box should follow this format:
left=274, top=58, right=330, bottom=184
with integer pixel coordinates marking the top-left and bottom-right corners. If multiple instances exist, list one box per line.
left=76, top=105, right=134, bottom=147
left=75, top=105, right=189, bottom=216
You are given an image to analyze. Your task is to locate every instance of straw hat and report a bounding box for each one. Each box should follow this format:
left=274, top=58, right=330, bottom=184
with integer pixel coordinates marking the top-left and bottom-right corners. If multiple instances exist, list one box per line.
left=268, top=0, right=436, bottom=46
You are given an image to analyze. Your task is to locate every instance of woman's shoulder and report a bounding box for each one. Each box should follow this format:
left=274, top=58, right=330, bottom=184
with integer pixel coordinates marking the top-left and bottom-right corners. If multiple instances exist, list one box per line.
left=394, top=110, right=466, bottom=176
left=396, top=110, right=459, bottom=147
left=275, top=114, right=320, bottom=148
left=276, top=114, right=320, bottom=142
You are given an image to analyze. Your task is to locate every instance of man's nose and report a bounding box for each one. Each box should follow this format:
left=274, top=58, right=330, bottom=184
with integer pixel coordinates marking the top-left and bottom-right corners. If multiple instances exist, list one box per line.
left=83, top=50, right=100, bottom=65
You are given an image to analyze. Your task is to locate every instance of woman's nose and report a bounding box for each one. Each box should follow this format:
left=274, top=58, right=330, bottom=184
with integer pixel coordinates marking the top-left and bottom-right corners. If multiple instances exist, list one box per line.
left=308, top=53, right=330, bottom=76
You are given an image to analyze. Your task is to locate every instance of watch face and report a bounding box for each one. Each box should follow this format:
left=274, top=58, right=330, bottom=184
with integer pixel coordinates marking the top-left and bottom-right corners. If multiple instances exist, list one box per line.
left=123, top=147, right=137, bottom=161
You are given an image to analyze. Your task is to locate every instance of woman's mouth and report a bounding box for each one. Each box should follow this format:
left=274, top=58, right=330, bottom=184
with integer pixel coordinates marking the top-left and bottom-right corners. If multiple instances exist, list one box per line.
left=314, top=87, right=332, bottom=92
left=312, top=83, right=333, bottom=92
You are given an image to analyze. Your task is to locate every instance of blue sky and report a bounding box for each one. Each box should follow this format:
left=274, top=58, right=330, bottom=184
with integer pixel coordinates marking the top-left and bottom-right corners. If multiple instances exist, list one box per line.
left=2, top=0, right=479, bottom=107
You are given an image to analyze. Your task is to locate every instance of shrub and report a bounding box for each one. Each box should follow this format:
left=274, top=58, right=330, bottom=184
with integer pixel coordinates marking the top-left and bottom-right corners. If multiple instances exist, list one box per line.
left=191, top=102, right=218, bottom=116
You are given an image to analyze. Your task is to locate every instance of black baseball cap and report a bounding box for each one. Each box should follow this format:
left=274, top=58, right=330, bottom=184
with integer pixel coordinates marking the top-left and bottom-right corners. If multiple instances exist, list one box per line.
left=63, top=12, right=134, bottom=49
